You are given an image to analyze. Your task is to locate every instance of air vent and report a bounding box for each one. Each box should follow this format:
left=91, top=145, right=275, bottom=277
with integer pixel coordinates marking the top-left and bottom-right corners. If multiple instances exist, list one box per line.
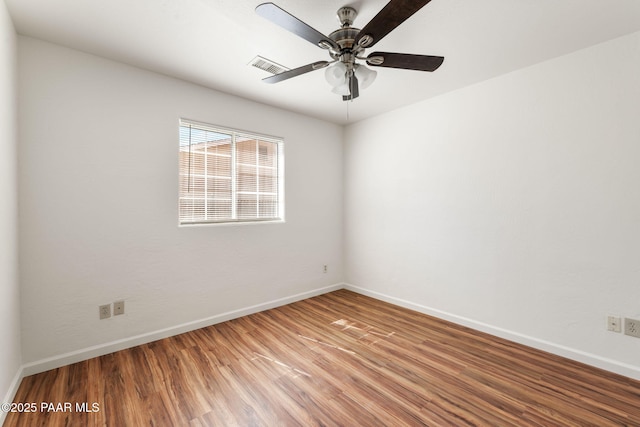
left=249, top=56, right=290, bottom=75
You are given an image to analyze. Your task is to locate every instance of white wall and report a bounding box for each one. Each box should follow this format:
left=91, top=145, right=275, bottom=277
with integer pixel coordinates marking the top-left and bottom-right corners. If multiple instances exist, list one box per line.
left=345, top=31, right=640, bottom=379
left=15, top=23, right=640, bottom=382
left=18, top=36, right=343, bottom=364
left=0, top=0, right=21, bottom=410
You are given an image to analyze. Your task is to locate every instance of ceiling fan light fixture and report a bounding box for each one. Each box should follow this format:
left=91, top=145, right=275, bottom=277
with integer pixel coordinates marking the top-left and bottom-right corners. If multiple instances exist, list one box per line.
left=355, top=64, right=377, bottom=90
left=325, top=61, right=347, bottom=88
left=331, top=81, right=351, bottom=96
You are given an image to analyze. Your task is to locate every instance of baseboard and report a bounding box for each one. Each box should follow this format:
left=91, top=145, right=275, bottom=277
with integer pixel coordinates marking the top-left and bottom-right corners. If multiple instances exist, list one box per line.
left=344, top=283, right=640, bottom=381
left=16, top=282, right=640, bottom=387
left=21, top=283, right=346, bottom=377
left=0, top=366, right=25, bottom=425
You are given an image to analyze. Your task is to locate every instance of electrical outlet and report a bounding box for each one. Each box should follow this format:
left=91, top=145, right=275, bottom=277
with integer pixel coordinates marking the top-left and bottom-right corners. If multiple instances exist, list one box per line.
left=99, top=304, right=111, bottom=320
left=323, top=265, right=328, bottom=273
left=113, top=300, right=125, bottom=316
left=624, top=318, right=640, bottom=338
left=114, top=300, right=125, bottom=316
left=607, top=316, right=621, bottom=333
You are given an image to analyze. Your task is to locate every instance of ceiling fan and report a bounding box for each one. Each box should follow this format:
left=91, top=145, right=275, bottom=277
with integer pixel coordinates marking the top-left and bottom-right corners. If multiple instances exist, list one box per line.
left=255, top=0, right=444, bottom=101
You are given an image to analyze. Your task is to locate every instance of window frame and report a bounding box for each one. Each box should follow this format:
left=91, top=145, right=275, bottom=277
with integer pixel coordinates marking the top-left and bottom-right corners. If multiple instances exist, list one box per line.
left=178, top=119, right=285, bottom=226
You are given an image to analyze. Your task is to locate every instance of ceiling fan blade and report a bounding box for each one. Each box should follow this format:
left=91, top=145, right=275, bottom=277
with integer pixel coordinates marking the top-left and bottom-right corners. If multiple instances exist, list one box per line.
left=256, top=3, right=339, bottom=51
left=262, top=61, right=329, bottom=84
left=355, top=0, right=433, bottom=49
left=343, top=73, right=360, bottom=101
left=350, top=73, right=360, bottom=99
left=366, top=52, right=444, bottom=72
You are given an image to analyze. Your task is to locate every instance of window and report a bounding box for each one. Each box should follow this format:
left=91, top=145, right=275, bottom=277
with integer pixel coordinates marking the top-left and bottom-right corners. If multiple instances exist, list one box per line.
left=179, top=119, right=284, bottom=225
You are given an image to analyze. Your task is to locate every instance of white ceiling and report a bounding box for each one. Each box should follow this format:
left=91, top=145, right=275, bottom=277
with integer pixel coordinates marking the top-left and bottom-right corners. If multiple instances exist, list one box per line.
left=6, top=0, right=640, bottom=124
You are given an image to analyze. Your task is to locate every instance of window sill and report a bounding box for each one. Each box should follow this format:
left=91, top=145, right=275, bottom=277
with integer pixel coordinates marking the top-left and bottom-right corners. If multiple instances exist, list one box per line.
left=178, top=219, right=285, bottom=228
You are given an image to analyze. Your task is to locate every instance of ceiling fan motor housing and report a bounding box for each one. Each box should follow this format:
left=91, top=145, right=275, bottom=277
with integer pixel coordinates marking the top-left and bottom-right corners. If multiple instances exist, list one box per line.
left=330, top=6, right=366, bottom=57
left=329, top=27, right=361, bottom=52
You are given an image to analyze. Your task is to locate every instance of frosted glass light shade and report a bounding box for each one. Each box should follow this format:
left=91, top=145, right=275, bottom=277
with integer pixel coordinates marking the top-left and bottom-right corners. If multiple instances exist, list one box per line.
left=325, top=62, right=347, bottom=88
left=331, top=81, right=351, bottom=95
left=355, top=64, right=377, bottom=90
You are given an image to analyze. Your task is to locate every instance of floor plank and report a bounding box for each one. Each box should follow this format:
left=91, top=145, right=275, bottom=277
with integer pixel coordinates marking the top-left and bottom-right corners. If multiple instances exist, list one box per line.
left=5, top=289, right=640, bottom=426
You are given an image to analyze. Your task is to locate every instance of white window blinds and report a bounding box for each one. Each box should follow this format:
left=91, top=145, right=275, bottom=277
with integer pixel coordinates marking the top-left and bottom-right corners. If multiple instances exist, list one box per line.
left=179, top=120, right=284, bottom=224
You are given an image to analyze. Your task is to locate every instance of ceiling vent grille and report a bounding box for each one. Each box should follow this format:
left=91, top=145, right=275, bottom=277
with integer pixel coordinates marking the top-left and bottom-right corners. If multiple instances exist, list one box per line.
left=249, top=56, right=289, bottom=75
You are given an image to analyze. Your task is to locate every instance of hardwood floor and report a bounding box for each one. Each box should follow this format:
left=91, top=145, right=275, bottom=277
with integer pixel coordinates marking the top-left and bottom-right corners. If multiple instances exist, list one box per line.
left=5, top=289, right=640, bottom=426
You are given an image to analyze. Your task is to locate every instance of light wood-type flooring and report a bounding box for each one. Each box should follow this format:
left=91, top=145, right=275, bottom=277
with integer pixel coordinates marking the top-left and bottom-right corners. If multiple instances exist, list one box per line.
left=5, top=289, right=640, bottom=426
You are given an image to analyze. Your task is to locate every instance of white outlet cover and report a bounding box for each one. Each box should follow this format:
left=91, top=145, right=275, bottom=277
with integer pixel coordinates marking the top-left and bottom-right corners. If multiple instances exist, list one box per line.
left=99, top=304, right=111, bottom=320
left=607, top=316, right=621, bottom=333
left=624, top=318, right=640, bottom=338
left=113, top=300, right=125, bottom=316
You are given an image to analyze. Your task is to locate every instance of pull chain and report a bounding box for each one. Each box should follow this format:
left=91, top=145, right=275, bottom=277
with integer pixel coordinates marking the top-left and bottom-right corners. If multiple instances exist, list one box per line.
left=346, top=98, right=350, bottom=121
